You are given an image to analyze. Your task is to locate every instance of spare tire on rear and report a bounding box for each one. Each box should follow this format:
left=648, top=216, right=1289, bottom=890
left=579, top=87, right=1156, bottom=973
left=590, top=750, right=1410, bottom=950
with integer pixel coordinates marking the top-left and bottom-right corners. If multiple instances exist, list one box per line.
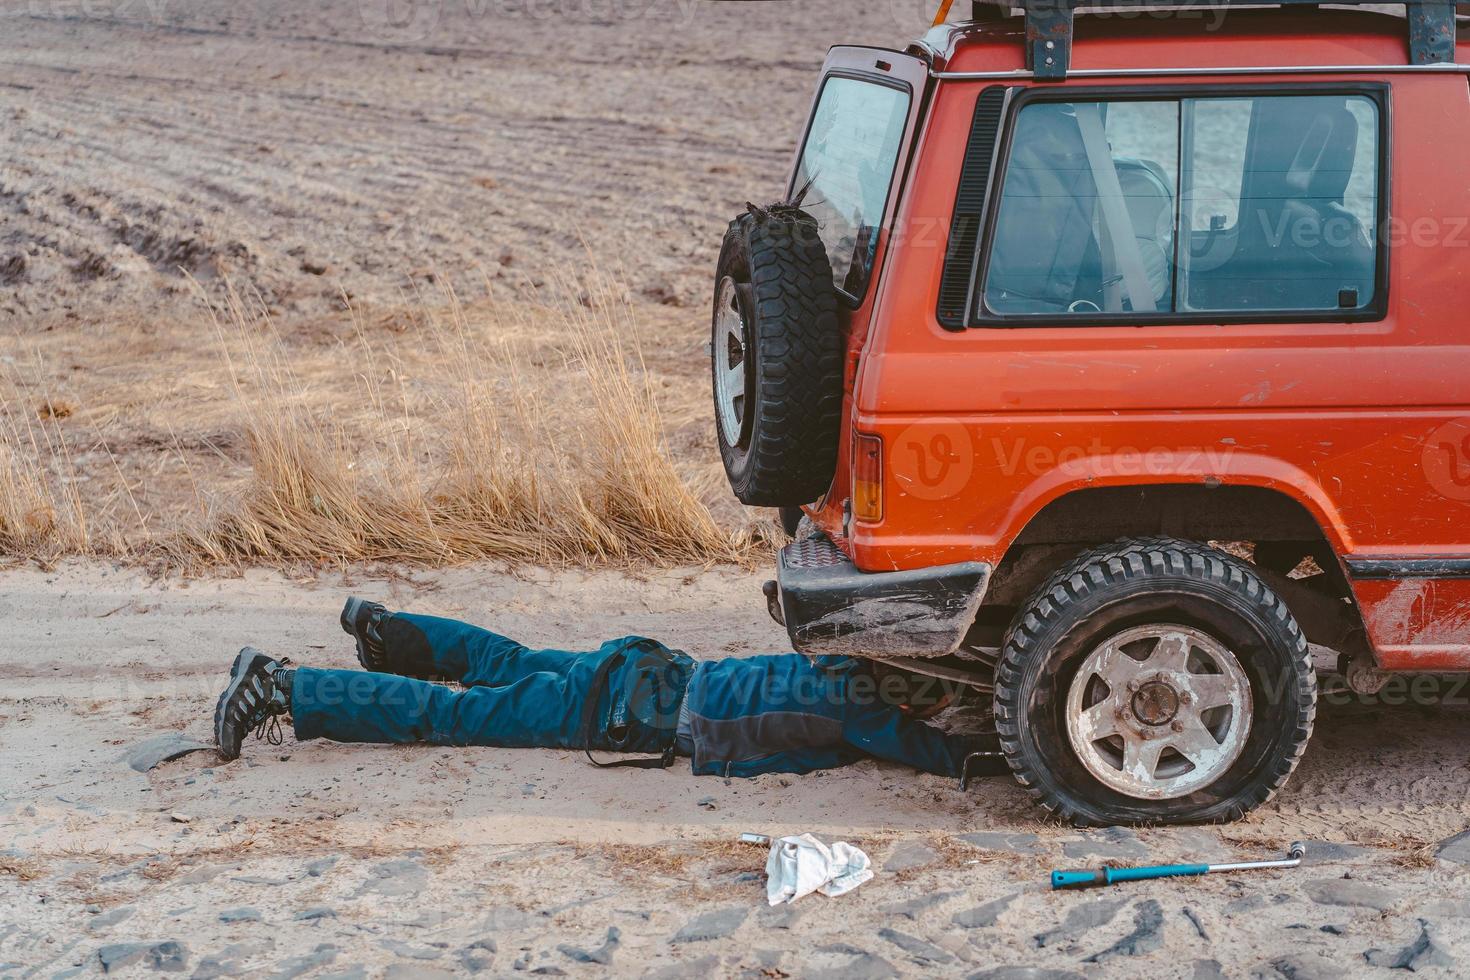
left=711, top=207, right=843, bottom=507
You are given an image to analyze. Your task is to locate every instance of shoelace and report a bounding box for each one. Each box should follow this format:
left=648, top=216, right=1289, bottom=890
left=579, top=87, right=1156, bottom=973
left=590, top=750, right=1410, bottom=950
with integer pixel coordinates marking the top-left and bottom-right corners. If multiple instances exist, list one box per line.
left=252, top=658, right=293, bottom=747
left=254, top=708, right=286, bottom=747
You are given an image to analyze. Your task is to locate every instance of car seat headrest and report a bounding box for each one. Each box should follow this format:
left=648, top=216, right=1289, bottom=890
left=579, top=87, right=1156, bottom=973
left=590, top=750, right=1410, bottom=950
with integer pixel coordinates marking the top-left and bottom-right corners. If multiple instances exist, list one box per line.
left=1284, top=105, right=1358, bottom=202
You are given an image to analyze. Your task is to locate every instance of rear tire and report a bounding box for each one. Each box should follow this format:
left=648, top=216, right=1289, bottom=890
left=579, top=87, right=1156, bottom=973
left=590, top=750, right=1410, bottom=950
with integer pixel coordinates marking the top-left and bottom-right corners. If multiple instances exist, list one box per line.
left=993, top=537, right=1315, bottom=825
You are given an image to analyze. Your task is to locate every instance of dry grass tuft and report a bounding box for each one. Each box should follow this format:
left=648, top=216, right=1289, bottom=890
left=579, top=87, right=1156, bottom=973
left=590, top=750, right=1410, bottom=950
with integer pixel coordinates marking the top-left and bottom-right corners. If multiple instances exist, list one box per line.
left=1343, top=830, right=1439, bottom=869
left=1391, top=843, right=1438, bottom=870
left=1, top=270, right=771, bottom=571
left=557, top=837, right=765, bottom=881
left=158, top=276, right=760, bottom=571
left=0, top=403, right=91, bottom=560
left=136, top=856, right=186, bottom=882
left=36, top=398, right=75, bottom=420
left=1215, top=827, right=1289, bottom=853
left=0, top=854, right=48, bottom=881
left=2, top=347, right=146, bottom=563
left=930, top=833, right=1032, bottom=869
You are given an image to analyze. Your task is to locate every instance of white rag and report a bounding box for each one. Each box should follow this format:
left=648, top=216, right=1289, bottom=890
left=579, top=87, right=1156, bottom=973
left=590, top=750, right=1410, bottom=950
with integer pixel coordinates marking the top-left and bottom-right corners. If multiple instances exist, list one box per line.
left=764, top=833, right=874, bottom=906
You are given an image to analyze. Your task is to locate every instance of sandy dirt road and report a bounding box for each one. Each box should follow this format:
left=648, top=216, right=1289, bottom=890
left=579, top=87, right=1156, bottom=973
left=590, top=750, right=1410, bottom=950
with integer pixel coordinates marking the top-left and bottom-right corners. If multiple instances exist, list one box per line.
left=4, top=563, right=1470, bottom=978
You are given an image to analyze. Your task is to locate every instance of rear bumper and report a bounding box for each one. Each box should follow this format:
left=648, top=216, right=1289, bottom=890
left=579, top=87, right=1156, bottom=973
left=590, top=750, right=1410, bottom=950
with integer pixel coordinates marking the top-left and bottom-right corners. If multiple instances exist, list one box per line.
left=774, top=535, right=992, bottom=658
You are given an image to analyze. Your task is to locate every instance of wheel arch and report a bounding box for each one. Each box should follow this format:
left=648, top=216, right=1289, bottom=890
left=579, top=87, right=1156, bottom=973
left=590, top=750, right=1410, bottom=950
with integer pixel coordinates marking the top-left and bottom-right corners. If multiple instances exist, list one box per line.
left=973, top=483, right=1372, bottom=660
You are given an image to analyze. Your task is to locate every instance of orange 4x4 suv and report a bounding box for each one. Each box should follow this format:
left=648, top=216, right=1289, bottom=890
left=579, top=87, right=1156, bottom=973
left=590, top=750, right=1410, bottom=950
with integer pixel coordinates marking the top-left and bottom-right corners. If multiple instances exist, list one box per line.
left=710, top=0, right=1470, bottom=824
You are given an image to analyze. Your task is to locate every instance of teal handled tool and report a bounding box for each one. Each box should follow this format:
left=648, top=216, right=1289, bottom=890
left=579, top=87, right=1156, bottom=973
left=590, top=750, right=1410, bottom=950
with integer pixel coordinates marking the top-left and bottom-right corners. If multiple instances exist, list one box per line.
left=1051, top=841, right=1306, bottom=890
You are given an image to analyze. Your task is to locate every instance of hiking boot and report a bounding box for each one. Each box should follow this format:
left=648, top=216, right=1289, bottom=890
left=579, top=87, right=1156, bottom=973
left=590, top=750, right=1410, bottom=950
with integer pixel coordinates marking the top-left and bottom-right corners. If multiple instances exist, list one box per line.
left=214, top=647, right=292, bottom=761
left=340, top=596, right=389, bottom=672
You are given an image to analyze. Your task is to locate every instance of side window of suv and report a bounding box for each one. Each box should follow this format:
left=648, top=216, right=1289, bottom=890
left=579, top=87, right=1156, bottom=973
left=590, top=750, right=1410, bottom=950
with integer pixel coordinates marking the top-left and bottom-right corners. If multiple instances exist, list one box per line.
left=979, top=92, right=1381, bottom=321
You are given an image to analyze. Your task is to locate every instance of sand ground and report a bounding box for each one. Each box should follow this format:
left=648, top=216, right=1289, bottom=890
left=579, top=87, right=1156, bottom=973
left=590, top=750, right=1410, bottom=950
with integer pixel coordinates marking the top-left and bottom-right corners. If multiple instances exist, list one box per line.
left=4, top=1, right=1470, bottom=977
left=4, top=563, right=1470, bottom=978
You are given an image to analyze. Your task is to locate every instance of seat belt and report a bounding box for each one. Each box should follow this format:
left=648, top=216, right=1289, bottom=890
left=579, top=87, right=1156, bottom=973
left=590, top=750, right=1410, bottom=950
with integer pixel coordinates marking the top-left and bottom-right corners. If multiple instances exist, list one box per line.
left=1075, top=104, right=1157, bottom=314
left=1094, top=201, right=1123, bottom=312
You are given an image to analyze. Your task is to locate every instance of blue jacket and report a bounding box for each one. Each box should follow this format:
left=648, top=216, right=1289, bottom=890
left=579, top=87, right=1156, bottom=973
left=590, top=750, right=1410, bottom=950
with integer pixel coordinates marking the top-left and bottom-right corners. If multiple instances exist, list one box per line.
left=683, top=653, right=988, bottom=778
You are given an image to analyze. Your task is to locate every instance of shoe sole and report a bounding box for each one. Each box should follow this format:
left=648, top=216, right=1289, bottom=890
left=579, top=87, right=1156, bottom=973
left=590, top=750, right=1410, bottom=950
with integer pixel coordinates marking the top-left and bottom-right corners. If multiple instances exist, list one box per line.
left=341, top=596, right=382, bottom=672
left=214, top=646, right=268, bottom=762
left=340, top=596, right=364, bottom=636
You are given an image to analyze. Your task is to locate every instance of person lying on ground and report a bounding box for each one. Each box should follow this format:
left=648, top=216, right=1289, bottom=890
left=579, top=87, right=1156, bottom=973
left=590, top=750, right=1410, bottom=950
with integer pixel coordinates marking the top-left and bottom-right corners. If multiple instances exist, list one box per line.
left=212, top=597, right=1007, bottom=781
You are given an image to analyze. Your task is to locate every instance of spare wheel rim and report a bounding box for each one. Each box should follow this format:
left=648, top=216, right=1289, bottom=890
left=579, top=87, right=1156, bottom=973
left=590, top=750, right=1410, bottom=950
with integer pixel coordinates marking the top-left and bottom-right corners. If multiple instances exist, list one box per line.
left=1064, top=623, right=1253, bottom=800
left=714, top=275, right=750, bottom=447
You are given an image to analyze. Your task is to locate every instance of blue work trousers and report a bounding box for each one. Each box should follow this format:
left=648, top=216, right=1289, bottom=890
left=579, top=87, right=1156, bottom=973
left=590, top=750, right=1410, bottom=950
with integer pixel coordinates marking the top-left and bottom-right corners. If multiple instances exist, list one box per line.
left=291, top=613, right=687, bottom=753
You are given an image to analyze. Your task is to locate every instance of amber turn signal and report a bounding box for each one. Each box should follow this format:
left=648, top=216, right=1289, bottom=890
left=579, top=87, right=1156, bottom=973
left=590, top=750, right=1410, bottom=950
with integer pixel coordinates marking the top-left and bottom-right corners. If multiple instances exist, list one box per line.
left=853, top=432, right=884, bottom=523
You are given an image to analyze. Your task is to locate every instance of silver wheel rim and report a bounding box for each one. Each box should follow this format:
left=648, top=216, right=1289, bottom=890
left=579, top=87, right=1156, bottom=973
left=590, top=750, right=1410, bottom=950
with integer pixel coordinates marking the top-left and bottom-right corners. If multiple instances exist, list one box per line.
left=1065, top=624, right=1253, bottom=800
left=713, top=276, right=748, bottom=447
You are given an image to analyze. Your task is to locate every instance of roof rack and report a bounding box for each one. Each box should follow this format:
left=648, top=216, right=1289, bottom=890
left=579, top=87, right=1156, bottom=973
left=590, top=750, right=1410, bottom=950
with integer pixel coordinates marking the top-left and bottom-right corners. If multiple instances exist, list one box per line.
left=969, top=0, right=1458, bottom=79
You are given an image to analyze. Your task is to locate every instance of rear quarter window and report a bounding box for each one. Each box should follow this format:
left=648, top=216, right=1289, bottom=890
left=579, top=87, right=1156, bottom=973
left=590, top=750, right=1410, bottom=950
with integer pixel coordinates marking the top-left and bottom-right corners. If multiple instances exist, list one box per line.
left=976, top=89, right=1383, bottom=323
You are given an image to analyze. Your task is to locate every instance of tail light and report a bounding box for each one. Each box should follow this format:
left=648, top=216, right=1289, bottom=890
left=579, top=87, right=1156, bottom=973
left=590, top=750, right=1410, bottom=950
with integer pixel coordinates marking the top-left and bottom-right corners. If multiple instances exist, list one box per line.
left=852, top=432, right=884, bottom=523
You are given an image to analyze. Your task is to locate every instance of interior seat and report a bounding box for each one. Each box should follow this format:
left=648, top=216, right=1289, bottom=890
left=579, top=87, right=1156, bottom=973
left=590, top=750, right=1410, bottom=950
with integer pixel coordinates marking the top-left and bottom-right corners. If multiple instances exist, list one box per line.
left=987, top=105, right=1177, bottom=314
left=1227, top=99, right=1374, bottom=310
left=985, top=104, right=1101, bottom=313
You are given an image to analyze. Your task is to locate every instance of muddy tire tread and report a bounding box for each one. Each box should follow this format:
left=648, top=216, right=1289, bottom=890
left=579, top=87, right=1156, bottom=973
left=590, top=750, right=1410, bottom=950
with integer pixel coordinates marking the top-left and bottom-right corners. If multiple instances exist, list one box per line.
left=993, top=536, right=1316, bottom=826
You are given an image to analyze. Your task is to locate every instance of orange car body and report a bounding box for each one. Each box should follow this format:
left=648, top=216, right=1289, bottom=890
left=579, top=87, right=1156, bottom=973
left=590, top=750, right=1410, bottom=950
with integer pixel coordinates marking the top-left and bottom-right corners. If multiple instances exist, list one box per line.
left=801, top=11, right=1470, bottom=671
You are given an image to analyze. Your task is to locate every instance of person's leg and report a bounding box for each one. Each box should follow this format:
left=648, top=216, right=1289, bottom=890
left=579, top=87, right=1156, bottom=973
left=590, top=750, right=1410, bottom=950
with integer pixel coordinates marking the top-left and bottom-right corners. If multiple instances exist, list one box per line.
left=290, top=664, right=603, bottom=749
left=378, top=612, right=584, bottom=687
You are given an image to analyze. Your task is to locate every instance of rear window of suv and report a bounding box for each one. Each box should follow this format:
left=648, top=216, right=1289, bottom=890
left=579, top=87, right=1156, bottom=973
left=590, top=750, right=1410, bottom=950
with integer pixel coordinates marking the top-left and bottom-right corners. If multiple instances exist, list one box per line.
left=979, top=91, right=1382, bottom=322
left=793, top=75, right=910, bottom=300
